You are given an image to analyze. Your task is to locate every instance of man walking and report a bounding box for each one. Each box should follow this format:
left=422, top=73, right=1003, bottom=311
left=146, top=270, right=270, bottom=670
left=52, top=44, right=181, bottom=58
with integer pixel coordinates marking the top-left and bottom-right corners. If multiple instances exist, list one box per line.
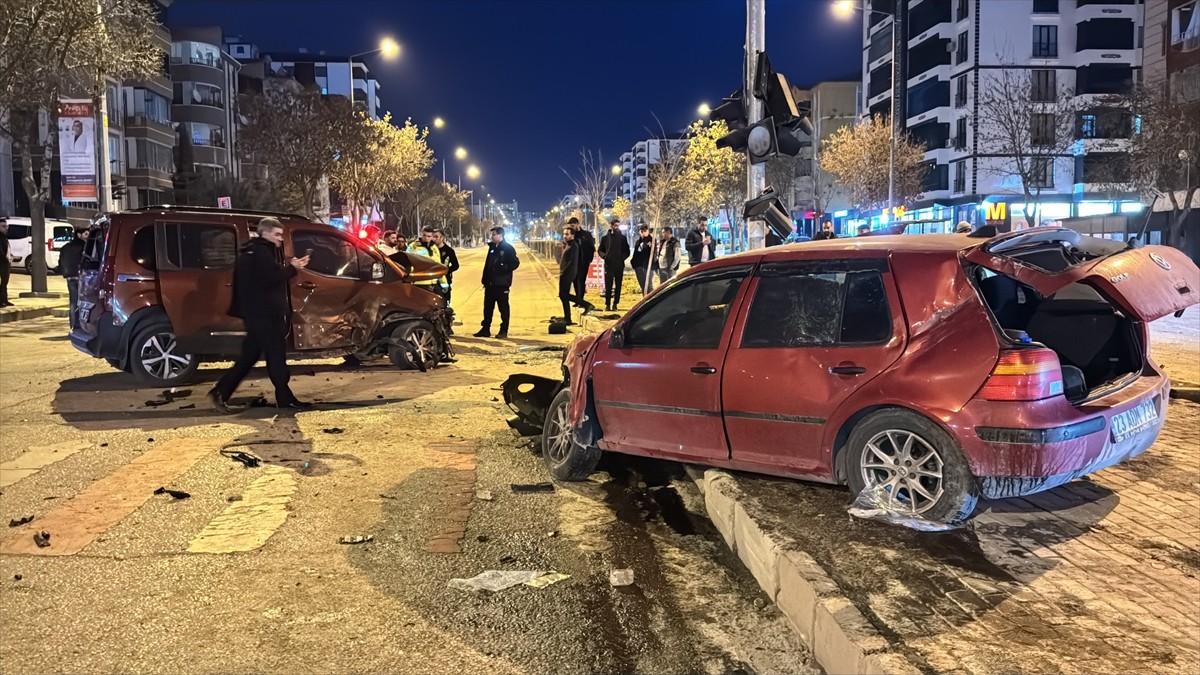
left=598, top=217, right=630, bottom=311
left=685, top=216, right=710, bottom=266
left=0, top=218, right=11, bottom=307
left=59, top=228, right=87, bottom=330
left=654, top=227, right=680, bottom=286
left=434, top=229, right=460, bottom=306
left=568, top=217, right=595, bottom=306
left=630, top=224, right=653, bottom=297
left=558, top=227, right=592, bottom=324
left=475, top=226, right=519, bottom=339
left=209, top=217, right=310, bottom=412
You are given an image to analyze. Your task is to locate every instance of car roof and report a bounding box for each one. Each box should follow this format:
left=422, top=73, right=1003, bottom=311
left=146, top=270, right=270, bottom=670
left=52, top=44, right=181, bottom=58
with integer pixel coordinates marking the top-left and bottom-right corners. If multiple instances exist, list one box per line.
left=763, top=234, right=981, bottom=256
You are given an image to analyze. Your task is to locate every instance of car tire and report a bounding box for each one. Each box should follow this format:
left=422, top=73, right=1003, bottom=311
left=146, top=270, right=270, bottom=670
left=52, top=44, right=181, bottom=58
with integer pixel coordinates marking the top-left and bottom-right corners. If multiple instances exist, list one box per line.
left=845, top=408, right=979, bottom=525
left=541, top=388, right=601, bottom=481
left=129, top=322, right=198, bottom=385
left=388, top=320, right=441, bottom=370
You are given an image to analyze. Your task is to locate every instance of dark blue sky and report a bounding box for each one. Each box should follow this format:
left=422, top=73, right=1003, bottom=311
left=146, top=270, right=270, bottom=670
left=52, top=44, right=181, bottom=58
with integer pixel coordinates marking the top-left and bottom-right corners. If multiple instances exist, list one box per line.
left=169, top=0, right=862, bottom=213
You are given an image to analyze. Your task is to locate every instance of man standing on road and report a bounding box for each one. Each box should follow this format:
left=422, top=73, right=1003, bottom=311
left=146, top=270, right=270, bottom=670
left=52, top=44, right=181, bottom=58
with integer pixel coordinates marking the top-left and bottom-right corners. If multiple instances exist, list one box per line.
left=598, top=217, right=630, bottom=311
left=630, top=224, right=653, bottom=297
left=654, top=227, right=680, bottom=286
left=568, top=217, right=595, bottom=308
left=407, top=226, right=447, bottom=299
left=813, top=219, right=838, bottom=240
left=0, top=218, right=11, bottom=307
left=434, top=228, right=460, bottom=306
left=558, top=227, right=592, bottom=324
left=685, top=216, right=710, bottom=266
left=209, top=217, right=310, bottom=412
left=475, top=226, right=519, bottom=339
left=58, top=228, right=88, bottom=330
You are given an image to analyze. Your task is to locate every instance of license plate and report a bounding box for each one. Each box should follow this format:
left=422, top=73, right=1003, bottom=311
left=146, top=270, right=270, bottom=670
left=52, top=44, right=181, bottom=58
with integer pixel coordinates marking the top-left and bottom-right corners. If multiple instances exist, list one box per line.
left=1111, top=399, right=1158, bottom=443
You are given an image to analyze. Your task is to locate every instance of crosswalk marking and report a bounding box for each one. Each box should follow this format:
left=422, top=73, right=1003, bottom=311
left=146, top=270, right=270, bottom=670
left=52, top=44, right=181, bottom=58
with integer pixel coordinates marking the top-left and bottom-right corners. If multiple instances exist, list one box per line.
left=186, top=467, right=297, bottom=554
left=0, top=441, right=93, bottom=489
left=0, top=438, right=219, bottom=556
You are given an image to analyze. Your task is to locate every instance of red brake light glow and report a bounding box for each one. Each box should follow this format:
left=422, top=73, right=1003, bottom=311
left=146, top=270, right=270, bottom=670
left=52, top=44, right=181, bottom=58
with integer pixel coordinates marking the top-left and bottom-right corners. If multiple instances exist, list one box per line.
left=978, top=349, right=1064, bottom=401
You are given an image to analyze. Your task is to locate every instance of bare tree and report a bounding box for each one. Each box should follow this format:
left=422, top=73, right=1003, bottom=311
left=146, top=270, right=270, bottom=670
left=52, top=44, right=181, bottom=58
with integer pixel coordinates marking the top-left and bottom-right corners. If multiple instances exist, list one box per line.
left=819, top=114, right=927, bottom=212
left=976, top=66, right=1078, bottom=227
left=0, top=0, right=162, bottom=292
left=642, top=140, right=689, bottom=237
left=562, top=149, right=616, bottom=237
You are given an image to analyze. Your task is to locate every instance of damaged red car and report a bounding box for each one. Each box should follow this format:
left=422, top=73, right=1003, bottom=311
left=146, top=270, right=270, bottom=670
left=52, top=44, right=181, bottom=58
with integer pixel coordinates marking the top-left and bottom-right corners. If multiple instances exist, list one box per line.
left=507, top=228, right=1199, bottom=523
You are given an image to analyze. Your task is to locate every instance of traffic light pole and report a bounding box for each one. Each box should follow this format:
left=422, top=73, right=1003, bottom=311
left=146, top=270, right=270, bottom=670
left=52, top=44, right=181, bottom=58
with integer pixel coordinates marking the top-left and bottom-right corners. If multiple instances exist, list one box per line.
left=745, top=0, right=766, bottom=251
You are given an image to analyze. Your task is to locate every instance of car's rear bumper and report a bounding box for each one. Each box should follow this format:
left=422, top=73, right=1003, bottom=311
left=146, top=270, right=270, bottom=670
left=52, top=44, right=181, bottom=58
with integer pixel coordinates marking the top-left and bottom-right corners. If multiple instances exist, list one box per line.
left=71, top=311, right=125, bottom=363
left=955, top=372, right=1169, bottom=499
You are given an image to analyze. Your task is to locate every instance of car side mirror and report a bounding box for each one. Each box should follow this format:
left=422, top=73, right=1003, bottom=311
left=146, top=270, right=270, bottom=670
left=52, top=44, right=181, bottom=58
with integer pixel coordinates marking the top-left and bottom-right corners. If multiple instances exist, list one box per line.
left=370, top=262, right=384, bottom=280
left=609, top=325, right=626, bottom=349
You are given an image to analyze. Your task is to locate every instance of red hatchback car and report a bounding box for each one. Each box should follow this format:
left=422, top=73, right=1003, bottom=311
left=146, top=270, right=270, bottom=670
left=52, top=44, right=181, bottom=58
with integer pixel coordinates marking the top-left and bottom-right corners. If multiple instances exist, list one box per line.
left=532, top=228, right=1199, bottom=523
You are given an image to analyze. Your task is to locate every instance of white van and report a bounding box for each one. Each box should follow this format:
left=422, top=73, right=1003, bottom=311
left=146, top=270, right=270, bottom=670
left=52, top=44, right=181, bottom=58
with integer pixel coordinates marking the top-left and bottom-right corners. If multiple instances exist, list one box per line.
left=4, top=217, right=75, bottom=273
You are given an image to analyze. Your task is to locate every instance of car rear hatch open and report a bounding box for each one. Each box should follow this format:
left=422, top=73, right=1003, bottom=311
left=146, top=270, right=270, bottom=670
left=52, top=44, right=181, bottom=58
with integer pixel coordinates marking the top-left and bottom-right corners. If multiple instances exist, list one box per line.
left=390, top=251, right=449, bottom=284
left=962, top=228, right=1200, bottom=402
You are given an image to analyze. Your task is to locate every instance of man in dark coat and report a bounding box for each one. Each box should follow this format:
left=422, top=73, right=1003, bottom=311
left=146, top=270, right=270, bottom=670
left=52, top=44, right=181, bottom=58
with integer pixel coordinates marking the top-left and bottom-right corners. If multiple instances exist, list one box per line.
left=0, top=218, right=10, bottom=307
left=598, top=218, right=631, bottom=311
left=58, top=228, right=88, bottom=329
left=475, top=226, right=520, bottom=339
left=813, top=219, right=838, bottom=240
left=568, top=217, right=595, bottom=306
left=629, top=224, right=653, bottom=297
left=557, top=226, right=593, bottom=324
left=209, top=217, right=310, bottom=412
left=684, top=216, right=710, bottom=265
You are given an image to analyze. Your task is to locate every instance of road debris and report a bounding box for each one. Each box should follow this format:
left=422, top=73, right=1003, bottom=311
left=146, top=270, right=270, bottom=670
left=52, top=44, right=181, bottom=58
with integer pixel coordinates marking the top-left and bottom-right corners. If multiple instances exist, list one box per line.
left=323, top=428, right=345, bottom=435
left=220, top=449, right=261, bottom=468
left=847, top=483, right=961, bottom=531
left=475, top=490, right=494, bottom=501
left=338, top=535, right=374, bottom=545
left=609, top=569, right=635, bottom=587
left=447, top=570, right=545, bottom=593
left=511, top=482, right=555, bottom=494
left=525, top=572, right=570, bottom=589
left=13, top=574, right=22, bottom=581
left=153, top=487, right=191, bottom=500
left=33, top=531, right=51, bottom=548
left=8, top=515, right=34, bottom=527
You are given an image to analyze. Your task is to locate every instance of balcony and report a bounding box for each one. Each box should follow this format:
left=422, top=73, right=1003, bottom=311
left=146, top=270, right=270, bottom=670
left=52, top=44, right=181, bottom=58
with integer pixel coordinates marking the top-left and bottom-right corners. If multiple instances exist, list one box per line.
left=171, top=54, right=221, bottom=68
left=1074, top=1, right=1139, bottom=22
left=1075, top=48, right=1137, bottom=66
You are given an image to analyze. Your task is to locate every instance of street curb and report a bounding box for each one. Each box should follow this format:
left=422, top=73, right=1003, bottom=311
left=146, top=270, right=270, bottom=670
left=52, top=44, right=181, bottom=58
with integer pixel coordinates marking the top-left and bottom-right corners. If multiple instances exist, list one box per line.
left=0, top=305, right=67, bottom=324
left=1170, top=386, right=1200, bottom=404
left=687, top=467, right=923, bottom=675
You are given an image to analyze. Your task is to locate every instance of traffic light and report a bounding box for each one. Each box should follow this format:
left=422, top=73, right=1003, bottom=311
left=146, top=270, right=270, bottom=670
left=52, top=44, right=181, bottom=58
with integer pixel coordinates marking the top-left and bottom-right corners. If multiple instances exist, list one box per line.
left=710, top=52, right=809, bottom=162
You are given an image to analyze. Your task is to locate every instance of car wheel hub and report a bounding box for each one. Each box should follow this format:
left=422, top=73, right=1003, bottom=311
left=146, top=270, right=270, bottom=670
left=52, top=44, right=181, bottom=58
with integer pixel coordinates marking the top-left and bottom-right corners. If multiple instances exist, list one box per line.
left=859, top=429, right=944, bottom=515
left=547, top=400, right=572, bottom=463
left=140, top=333, right=191, bottom=380
left=408, top=328, right=436, bottom=364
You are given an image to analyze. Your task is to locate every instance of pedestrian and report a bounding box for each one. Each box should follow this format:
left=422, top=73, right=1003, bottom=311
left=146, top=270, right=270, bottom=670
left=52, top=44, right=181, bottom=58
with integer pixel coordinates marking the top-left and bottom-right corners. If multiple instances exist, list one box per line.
left=557, top=227, right=593, bottom=324
left=857, top=224, right=871, bottom=236
left=568, top=217, right=595, bottom=306
left=59, top=228, right=88, bottom=330
left=813, top=219, right=838, bottom=240
left=433, top=229, right=460, bottom=305
left=955, top=221, right=973, bottom=234
left=475, top=226, right=520, bottom=339
left=685, top=216, right=711, bottom=265
left=407, top=225, right=447, bottom=299
left=653, top=227, right=681, bottom=286
left=376, top=230, right=401, bottom=256
left=630, top=224, right=654, bottom=296
left=0, top=217, right=11, bottom=307
left=765, top=228, right=784, bottom=247
left=598, top=217, right=630, bottom=311
left=208, top=217, right=310, bottom=412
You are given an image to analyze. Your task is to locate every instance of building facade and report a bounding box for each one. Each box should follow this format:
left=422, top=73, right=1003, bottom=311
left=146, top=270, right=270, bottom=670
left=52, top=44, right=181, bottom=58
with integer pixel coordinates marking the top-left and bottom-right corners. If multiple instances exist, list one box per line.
left=169, top=26, right=242, bottom=186
left=617, top=136, right=689, bottom=226
left=258, top=50, right=384, bottom=120
left=119, top=14, right=176, bottom=209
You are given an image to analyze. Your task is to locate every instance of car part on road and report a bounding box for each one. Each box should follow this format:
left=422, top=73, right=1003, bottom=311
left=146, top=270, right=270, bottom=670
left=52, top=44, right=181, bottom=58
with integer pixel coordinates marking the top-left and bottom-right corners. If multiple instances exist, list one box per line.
left=846, top=483, right=960, bottom=532
left=220, top=449, right=262, bottom=468
left=129, top=322, right=198, bottom=385
left=33, top=531, right=51, bottom=548
left=153, top=487, right=191, bottom=500
left=322, top=428, right=345, bottom=434
left=447, top=570, right=547, bottom=593
left=510, top=482, right=556, bottom=493
left=501, top=373, right=561, bottom=435
left=8, top=516, right=34, bottom=527
left=542, top=388, right=602, bottom=481
left=338, top=534, right=374, bottom=545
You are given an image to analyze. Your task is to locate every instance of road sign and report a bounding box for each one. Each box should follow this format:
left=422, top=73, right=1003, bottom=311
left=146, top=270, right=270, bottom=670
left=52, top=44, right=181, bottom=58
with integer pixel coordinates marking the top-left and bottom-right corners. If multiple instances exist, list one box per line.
left=217, top=196, right=231, bottom=209
left=586, top=257, right=604, bottom=290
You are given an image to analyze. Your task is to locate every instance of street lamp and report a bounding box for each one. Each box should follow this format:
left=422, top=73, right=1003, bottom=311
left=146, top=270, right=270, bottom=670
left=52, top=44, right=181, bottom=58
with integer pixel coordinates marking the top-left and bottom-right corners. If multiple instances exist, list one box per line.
left=467, top=165, right=480, bottom=180
left=832, top=0, right=900, bottom=214
left=349, top=37, right=400, bottom=113
left=455, top=147, right=467, bottom=160
left=698, top=102, right=711, bottom=117
left=611, top=164, right=621, bottom=176
left=433, top=117, right=445, bottom=129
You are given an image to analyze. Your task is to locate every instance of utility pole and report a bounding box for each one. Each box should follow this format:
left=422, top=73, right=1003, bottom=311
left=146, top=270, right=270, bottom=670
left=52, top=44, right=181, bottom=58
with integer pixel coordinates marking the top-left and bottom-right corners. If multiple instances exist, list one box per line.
left=96, top=82, right=113, bottom=212
left=745, top=0, right=766, bottom=250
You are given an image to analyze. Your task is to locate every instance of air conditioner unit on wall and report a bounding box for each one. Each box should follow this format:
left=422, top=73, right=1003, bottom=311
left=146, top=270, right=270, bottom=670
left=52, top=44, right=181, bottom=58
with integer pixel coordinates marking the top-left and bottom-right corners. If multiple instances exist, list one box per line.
left=947, top=40, right=956, bottom=53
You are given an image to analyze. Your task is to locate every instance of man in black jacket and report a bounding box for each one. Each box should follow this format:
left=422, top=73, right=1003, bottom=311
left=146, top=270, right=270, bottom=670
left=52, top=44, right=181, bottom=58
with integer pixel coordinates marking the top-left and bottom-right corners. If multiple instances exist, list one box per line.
left=0, top=218, right=10, bottom=307
left=598, top=217, right=631, bottom=311
left=475, top=226, right=519, bottom=339
left=557, top=226, right=593, bottom=324
left=209, top=217, right=310, bottom=412
left=568, top=217, right=595, bottom=306
left=58, top=228, right=88, bottom=330
left=629, top=224, right=653, bottom=297
left=433, top=228, right=460, bottom=305
left=684, top=216, right=710, bottom=265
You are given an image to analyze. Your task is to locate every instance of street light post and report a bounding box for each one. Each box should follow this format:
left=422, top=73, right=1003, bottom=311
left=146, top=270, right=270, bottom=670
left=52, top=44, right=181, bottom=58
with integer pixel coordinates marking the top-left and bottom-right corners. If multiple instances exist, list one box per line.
left=348, top=38, right=399, bottom=113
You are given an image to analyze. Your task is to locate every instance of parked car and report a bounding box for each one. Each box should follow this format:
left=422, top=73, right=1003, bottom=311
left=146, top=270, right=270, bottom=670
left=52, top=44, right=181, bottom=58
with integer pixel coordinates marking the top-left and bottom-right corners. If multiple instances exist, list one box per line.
left=508, top=228, right=1200, bottom=523
left=70, top=205, right=453, bottom=385
left=4, top=217, right=76, bottom=273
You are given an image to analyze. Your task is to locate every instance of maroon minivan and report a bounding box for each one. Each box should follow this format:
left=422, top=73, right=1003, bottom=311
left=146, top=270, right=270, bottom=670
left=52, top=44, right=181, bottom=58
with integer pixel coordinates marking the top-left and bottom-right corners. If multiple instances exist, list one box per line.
left=71, top=206, right=451, bottom=385
left=518, top=228, right=1199, bottom=522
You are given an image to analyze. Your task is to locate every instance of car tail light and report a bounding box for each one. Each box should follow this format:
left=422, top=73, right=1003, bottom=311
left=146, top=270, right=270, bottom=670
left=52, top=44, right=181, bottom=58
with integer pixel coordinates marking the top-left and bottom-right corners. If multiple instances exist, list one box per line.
left=359, top=229, right=369, bottom=239
left=47, top=238, right=54, bottom=251
left=978, top=348, right=1064, bottom=401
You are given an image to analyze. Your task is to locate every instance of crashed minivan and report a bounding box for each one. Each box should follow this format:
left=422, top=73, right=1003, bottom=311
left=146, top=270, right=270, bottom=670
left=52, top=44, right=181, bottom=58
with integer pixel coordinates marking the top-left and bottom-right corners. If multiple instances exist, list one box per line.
left=507, top=228, right=1199, bottom=523
left=71, top=206, right=452, bottom=385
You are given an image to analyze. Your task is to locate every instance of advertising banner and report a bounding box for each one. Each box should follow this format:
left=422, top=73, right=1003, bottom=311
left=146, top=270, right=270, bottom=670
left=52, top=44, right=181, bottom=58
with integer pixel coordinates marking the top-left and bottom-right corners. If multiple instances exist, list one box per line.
left=585, top=256, right=604, bottom=290
left=58, top=99, right=97, bottom=202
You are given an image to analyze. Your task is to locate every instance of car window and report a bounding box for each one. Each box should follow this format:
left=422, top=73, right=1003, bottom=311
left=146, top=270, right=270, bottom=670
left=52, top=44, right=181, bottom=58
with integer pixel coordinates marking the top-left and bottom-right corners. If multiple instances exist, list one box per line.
left=293, top=230, right=359, bottom=279
left=52, top=226, right=74, bottom=240
left=624, top=267, right=750, bottom=349
left=6, top=224, right=31, bottom=239
left=132, top=226, right=156, bottom=270
left=162, top=223, right=237, bottom=269
left=742, top=260, right=892, bottom=348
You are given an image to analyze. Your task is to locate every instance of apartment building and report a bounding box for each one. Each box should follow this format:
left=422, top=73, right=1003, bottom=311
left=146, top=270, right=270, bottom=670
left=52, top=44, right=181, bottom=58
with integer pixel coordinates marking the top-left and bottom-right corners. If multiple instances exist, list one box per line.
left=617, top=135, right=689, bottom=213
left=118, top=10, right=176, bottom=209
left=787, top=80, right=860, bottom=230
left=257, top=49, right=385, bottom=120
left=169, top=26, right=242, bottom=185
left=861, top=0, right=1145, bottom=232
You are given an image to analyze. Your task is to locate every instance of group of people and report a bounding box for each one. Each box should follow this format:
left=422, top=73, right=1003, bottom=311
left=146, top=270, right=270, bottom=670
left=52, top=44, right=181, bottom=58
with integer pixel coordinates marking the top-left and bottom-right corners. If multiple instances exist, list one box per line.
left=375, top=226, right=461, bottom=305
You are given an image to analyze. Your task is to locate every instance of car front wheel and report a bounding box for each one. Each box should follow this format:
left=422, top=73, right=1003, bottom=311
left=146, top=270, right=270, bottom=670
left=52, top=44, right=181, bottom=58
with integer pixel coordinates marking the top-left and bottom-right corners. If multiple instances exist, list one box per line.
left=541, top=388, right=601, bottom=481
left=845, top=409, right=978, bottom=524
left=388, top=320, right=441, bottom=370
left=129, top=322, right=198, bottom=384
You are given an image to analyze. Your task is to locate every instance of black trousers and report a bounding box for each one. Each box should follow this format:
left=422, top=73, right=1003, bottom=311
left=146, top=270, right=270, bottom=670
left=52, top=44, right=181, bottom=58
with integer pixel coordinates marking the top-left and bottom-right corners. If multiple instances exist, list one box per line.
left=559, top=276, right=580, bottom=322
left=481, top=285, right=510, bottom=331
left=67, top=278, right=79, bottom=329
left=604, top=266, right=623, bottom=307
left=573, top=266, right=588, bottom=303
left=214, top=317, right=296, bottom=405
left=0, top=264, right=9, bottom=305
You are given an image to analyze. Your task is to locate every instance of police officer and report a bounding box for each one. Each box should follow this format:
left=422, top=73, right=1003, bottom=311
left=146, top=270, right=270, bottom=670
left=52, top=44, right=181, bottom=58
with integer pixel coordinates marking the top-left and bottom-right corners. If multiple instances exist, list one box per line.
left=209, top=217, right=310, bottom=412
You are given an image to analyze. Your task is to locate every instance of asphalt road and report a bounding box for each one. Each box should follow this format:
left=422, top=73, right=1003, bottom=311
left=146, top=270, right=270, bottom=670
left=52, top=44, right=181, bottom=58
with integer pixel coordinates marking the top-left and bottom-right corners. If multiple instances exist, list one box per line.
left=0, top=244, right=816, bottom=675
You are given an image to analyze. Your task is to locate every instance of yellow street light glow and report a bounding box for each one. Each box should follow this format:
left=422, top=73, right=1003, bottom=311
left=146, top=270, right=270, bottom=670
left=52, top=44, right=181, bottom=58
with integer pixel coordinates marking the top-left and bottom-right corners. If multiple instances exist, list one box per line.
left=380, top=37, right=401, bottom=58
left=831, top=0, right=855, bottom=19
left=698, top=103, right=711, bottom=116
left=466, top=165, right=480, bottom=179
left=433, top=117, right=445, bottom=129
left=455, top=147, right=467, bottom=160
left=611, top=164, right=621, bottom=175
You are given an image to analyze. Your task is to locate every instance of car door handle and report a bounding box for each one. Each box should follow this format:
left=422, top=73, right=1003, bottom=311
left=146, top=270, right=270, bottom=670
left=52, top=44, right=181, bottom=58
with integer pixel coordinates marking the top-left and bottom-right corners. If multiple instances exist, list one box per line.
left=691, top=366, right=717, bottom=375
left=298, top=281, right=317, bottom=290
left=829, top=365, right=866, bottom=375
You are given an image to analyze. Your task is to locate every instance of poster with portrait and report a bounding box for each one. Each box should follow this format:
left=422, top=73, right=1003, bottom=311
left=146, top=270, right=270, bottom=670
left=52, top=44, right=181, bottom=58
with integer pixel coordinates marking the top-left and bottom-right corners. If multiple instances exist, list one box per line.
left=58, top=99, right=97, bottom=202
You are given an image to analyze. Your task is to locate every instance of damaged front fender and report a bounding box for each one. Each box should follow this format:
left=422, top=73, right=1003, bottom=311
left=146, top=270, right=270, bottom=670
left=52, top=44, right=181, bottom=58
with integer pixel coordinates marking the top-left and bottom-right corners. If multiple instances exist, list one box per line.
left=501, top=374, right=564, bottom=436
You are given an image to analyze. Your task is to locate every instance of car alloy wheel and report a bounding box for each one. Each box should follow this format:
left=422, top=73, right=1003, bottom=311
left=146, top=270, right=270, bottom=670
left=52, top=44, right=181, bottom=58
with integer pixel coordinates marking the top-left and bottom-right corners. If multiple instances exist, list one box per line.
left=407, top=325, right=438, bottom=366
left=138, top=331, right=192, bottom=381
left=546, top=396, right=574, bottom=463
left=859, top=429, right=945, bottom=515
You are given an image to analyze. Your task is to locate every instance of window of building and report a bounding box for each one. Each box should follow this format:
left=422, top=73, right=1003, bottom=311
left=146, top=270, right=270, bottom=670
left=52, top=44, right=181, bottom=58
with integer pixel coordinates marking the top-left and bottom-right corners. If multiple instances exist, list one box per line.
left=868, top=27, right=892, bottom=63
left=953, top=160, right=967, bottom=193
left=161, top=223, right=237, bottom=269
left=1033, top=0, right=1059, bottom=13
left=132, top=139, right=173, bottom=172
left=955, top=31, right=968, bottom=64
left=956, top=0, right=968, bottom=22
left=1031, top=113, right=1057, bottom=146
left=190, top=123, right=225, bottom=147
left=625, top=268, right=749, bottom=349
left=171, top=40, right=220, bottom=67
left=955, top=117, right=967, bottom=149
left=1030, top=158, right=1053, bottom=188
left=741, top=262, right=892, bottom=348
left=1033, top=25, right=1059, bottom=57
left=141, top=91, right=170, bottom=123
left=1031, top=69, right=1056, bottom=102
left=1077, top=18, right=1136, bottom=51
left=292, top=231, right=361, bottom=279
left=954, top=74, right=968, bottom=107
left=1171, top=1, right=1199, bottom=48
left=1079, top=113, right=1097, bottom=138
